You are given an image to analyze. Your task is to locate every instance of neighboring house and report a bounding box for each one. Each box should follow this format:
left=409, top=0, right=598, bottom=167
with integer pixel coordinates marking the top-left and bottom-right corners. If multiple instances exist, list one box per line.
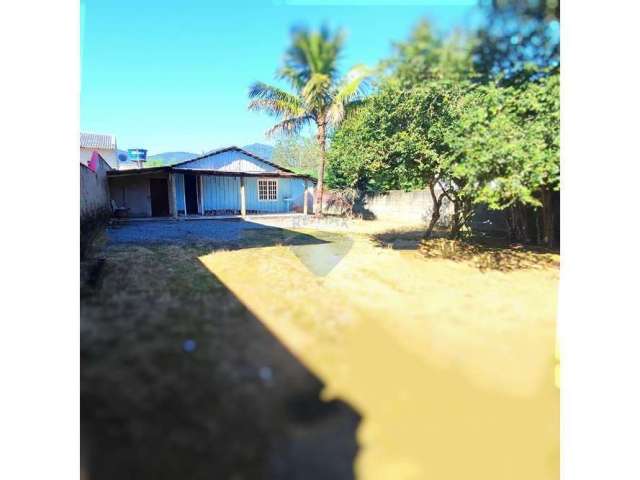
left=80, top=132, right=119, bottom=170
left=107, top=146, right=315, bottom=218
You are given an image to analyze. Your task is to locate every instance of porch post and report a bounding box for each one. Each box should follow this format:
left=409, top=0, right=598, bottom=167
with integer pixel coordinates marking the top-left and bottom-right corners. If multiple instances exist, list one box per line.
left=169, top=173, right=178, bottom=219
left=240, top=176, right=246, bottom=217
left=303, top=179, right=308, bottom=215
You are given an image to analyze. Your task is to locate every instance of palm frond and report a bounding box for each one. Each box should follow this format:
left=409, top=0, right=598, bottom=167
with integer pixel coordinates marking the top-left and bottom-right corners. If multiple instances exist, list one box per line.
left=265, top=116, right=312, bottom=138
left=248, top=82, right=306, bottom=118
left=278, top=25, right=346, bottom=91
left=301, top=73, right=332, bottom=110
left=326, top=65, right=372, bottom=125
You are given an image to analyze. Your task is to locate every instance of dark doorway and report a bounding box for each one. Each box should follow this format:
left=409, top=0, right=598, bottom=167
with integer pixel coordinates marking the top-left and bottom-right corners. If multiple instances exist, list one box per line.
left=149, top=178, right=170, bottom=217
left=185, top=175, right=199, bottom=215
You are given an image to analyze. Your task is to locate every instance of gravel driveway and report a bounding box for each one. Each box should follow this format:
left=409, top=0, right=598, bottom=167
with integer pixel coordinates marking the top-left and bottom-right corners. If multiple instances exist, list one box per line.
left=106, top=215, right=351, bottom=245
left=106, top=218, right=268, bottom=244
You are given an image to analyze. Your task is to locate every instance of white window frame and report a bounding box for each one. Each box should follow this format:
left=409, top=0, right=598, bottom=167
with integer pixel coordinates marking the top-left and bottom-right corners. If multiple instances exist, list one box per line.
left=257, top=178, right=278, bottom=202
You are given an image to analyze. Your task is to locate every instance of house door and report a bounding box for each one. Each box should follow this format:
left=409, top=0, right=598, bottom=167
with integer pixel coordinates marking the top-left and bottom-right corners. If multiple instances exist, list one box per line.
left=185, top=174, right=199, bottom=215
left=149, top=178, right=170, bottom=217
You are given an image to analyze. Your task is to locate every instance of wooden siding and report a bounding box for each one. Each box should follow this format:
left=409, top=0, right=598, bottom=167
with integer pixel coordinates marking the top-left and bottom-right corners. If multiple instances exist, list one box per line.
left=177, top=150, right=278, bottom=173
left=244, top=177, right=307, bottom=214
left=174, top=173, right=186, bottom=214
left=199, top=175, right=309, bottom=214
left=202, top=176, right=241, bottom=213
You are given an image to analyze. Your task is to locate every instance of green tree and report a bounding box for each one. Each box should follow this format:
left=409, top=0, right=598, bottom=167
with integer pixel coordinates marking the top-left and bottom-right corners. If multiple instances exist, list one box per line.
left=248, top=25, right=371, bottom=214
left=450, top=69, right=560, bottom=245
left=271, top=134, right=320, bottom=178
left=383, top=19, right=476, bottom=88
left=328, top=81, right=470, bottom=237
left=473, top=0, right=560, bottom=82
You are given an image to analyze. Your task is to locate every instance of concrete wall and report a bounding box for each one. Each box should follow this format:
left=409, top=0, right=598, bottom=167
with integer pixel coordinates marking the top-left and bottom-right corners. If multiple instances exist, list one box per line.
left=323, top=188, right=453, bottom=225
left=80, top=157, right=111, bottom=217
left=324, top=188, right=508, bottom=234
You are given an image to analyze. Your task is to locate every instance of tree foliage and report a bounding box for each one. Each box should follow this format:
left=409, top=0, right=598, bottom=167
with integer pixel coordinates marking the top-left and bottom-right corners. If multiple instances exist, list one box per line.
left=328, top=81, right=474, bottom=237
left=328, top=61, right=559, bottom=241
left=271, top=134, right=321, bottom=178
left=473, top=0, right=560, bottom=82
left=450, top=69, right=560, bottom=210
left=383, top=20, right=476, bottom=88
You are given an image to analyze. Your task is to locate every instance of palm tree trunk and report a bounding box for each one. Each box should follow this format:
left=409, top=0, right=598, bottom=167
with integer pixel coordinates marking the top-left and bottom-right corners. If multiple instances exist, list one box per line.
left=314, top=121, right=327, bottom=215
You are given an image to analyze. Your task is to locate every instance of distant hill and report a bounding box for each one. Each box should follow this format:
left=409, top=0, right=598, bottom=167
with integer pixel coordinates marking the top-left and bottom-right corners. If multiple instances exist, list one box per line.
left=147, top=151, right=198, bottom=166
left=243, top=143, right=274, bottom=160
left=115, top=145, right=274, bottom=169
left=115, top=150, right=197, bottom=167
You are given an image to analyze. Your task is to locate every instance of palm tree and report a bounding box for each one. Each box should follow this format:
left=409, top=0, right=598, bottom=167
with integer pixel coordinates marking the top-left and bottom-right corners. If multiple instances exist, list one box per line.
left=248, top=26, right=370, bottom=215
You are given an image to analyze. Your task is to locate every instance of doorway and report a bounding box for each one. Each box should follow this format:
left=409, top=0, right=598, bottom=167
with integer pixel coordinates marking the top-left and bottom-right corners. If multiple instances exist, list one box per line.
left=149, top=178, right=170, bottom=217
left=185, top=174, right=199, bottom=215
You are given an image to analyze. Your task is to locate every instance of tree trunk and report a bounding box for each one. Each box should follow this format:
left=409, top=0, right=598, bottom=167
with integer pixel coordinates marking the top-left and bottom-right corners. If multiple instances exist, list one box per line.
left=449, top=200, right=462, bottom=239
left=507, top=203, right=530, bottom=244
left=424, top=182, right=443, bottom=239
left=541, top=187, right=555, bottom=248
left=314, top=121, right=327, bottom=216
left=449, top=198, right=473, bottom=240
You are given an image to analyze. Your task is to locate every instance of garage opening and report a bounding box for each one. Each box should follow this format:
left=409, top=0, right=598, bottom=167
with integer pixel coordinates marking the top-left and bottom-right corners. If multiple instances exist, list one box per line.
left=185, top=174, right=199, bottom=215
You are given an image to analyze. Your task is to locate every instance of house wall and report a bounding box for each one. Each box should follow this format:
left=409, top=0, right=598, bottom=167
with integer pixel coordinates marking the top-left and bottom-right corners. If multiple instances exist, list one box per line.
left=196, top=175, right=311, bottom=215
left=108, top=173, right=168, bottom=218
left=202, top=176, right=241, bottom=213
left=177, top=150, right=278, bottom=173
left=80, top=156, right=112, bottom=217
left=107, top=172, right=314, bottom=217
left=244, top=177, right=308, bottom=214
left=80, top=147, right=119, bottom=170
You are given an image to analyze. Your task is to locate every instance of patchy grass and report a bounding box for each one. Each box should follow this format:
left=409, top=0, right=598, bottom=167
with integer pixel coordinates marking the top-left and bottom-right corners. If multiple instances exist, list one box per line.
left=82, top=220, right=559, bottom=480
left=418, top=238, right=559, bottom=271
left=372, top=227, right=560, bottom=272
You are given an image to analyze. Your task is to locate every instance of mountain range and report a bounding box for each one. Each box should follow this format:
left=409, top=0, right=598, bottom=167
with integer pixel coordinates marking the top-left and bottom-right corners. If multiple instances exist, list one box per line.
left=116, top=144, right=274, bottom=167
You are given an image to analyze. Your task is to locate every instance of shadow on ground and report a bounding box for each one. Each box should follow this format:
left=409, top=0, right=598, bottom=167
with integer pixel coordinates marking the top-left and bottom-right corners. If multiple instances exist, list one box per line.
left=81, top=232, right=360, bottom=480
left=371, top=228, right=559, bottom=272
left=106, top=219, right=334, bottom=249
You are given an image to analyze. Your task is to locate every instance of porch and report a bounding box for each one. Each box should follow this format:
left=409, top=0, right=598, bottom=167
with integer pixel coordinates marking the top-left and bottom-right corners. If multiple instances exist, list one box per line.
left=107, top=167, right=314, bottom=219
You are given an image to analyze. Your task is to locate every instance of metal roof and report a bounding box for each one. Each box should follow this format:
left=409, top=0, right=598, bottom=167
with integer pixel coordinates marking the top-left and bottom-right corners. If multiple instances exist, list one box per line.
left=171, top=145, right=295, bottom=173
left=106, top=166, right=316, bottom=183
left=80, top=132, right=117, bottom=150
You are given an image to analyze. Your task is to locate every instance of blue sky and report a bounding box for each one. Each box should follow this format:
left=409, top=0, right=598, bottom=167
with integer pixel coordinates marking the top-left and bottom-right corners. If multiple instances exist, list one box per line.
left=81, top=0, right=478, bottom=154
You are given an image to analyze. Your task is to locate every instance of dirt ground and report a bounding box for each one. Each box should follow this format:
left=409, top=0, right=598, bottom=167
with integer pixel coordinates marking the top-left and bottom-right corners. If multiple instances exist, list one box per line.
left=81, top=218, right=559, bottom=480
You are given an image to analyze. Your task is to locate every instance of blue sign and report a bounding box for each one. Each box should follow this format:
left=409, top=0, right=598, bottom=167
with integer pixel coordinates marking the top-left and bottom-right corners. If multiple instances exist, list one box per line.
left=127, top=148, right=147, bottom=161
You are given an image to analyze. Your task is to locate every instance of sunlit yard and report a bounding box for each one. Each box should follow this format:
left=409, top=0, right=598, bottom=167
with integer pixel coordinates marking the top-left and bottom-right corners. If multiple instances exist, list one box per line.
left=201, top=223, right=559, bottom=479
left=81, top=219, right=559, bottom=479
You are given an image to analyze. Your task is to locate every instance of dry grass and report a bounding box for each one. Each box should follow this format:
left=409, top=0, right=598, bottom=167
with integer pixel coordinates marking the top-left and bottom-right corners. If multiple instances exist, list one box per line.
left=199, top=226, right=560, bottom=480
left=82, top=220, right=559, bottom=480
left=81, top=241, right=359, bottom=479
